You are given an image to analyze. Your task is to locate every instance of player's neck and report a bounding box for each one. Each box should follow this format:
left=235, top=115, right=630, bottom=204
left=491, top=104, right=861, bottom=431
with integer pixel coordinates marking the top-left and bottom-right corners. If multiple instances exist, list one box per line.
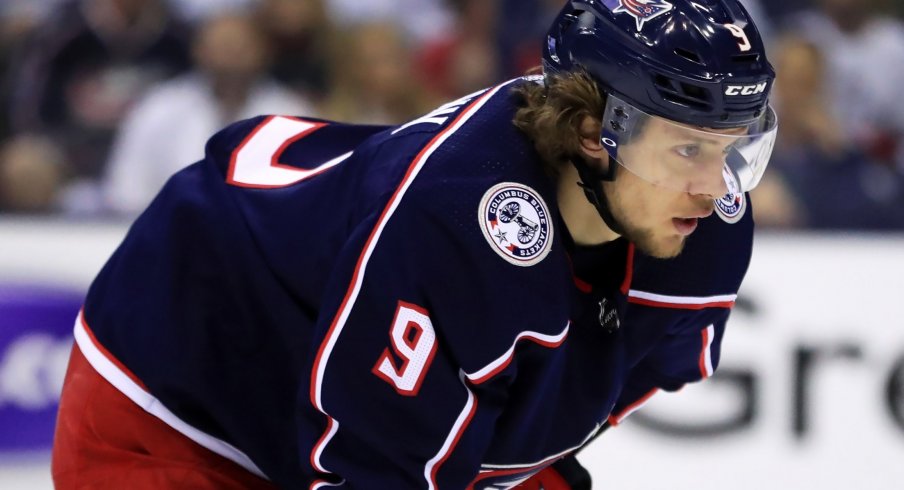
left=556, top=163, right=621, bottom=246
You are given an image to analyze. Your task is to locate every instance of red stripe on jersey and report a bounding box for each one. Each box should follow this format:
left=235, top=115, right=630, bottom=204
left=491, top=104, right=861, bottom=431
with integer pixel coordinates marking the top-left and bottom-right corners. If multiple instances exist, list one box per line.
left=308, top=84, right=506, bottom=478
left=270, top=117, right=328, bottom=172
left=227, top=116, right=271, bottom=184
left=467, top=328, right=569, bottom=385
left=308, top=417, right=335, bottom=473
left=698, top=325, right=715, bottom=379
left=308, top=480, right=341, bottom=490
left=627, top=297, right=735, bottom=310
left=619, top=243, right=635, bottom=295
left=79, top=309, right=149, bottom=391
left=429, top=393, right=479, bottom=488
left=466, top=461, right=548, bottom=490
left=564, top=252, right=592, bottom=293
left=608, top=388, right=659, bottom=426
left=573, top=276, right=592, bottom=293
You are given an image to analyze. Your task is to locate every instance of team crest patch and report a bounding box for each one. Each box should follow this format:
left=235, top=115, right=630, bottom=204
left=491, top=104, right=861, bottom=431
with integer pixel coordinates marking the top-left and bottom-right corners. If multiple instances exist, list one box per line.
left=715, top=165, right=746, bottom=223
left=715, top=192, right=746, bottom=223
left=479, top=183, right=554, bottom=267
left=612, top=0, right=674, bottom=31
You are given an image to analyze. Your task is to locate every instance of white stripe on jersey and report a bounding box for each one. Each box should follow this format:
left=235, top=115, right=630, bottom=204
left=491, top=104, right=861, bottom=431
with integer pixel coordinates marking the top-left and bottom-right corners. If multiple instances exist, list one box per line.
left=309, top=480, right=343, bottom=489
left=465, top=323, right=570, bottom=384
left=628, top=290, right=737, bottom=305
left=478, top=422, right=601, bottom=471
left=610, top=388, right=660, bottom=425
left=700, top=324, right=716, bottom=378
left=73, top=311, right=268, bottom=479
left=311, top=417, right=338, bottom=473
left=424, top=373, right=477, bottom=490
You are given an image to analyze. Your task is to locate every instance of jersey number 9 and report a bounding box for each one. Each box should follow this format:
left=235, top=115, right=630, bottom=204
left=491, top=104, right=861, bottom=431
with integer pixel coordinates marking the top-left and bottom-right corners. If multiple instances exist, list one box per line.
left=372, top=302, right=439, bottom=396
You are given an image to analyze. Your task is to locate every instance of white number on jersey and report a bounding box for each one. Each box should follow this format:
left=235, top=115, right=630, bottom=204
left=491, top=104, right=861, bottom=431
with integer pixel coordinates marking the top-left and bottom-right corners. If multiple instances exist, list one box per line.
left=227, top=116, right=351, bottom=189
left=372, top=302, right=438, bottom=396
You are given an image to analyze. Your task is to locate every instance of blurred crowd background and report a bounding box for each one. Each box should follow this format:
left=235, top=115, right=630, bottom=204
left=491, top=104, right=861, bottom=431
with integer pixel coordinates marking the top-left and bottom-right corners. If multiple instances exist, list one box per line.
left=0, top=0, right=902, bottom=229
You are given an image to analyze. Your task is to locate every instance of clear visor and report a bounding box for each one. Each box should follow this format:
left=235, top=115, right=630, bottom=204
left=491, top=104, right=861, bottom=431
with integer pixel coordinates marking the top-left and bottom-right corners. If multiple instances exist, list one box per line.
left=600, top=94, right=778, bottom=195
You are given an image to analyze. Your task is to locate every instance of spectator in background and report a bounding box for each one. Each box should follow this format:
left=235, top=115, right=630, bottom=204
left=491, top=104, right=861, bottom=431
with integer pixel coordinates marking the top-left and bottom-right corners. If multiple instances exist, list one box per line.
left=255, top=0, right=332, bottom=100
left=0, top=1, right=69, bottom=140
left=753, top=36, right=904, bottom=229
left=323, top=0, right=453, bottom=45
left=0, top=135, right=66, bottom=213
left=166, top=0, right=257, bottom=24
left=738, top=0, right=774, bottom=45
left=0, top=0, right=68, bottom=20
left=103, top=12, right=315, bottom=217
left=786, top=0, right=904, bottom=171
left=757, top=0, right=811, bottom=23
left=4, top=0, right=191, bottom=213
left=322, top=22, right=431, bottom=124
left=416, top=0, right=500, bottom=101
left=889, top=0, right=904, bottom=20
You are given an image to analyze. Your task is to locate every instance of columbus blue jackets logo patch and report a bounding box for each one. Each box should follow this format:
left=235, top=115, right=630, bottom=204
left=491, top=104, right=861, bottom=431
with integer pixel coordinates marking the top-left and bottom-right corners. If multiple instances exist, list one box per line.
left=715, top=191, right=746, bottom=223
left=715, top=165, right=746, bottom=223
left=612, top=0, right=674, bottom=31
left=479, top=183, right=554, bottom=267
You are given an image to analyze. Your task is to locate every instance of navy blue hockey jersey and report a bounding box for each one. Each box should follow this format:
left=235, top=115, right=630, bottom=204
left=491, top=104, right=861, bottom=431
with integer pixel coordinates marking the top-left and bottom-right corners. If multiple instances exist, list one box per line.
left=77, top=78, right=753, bottom=489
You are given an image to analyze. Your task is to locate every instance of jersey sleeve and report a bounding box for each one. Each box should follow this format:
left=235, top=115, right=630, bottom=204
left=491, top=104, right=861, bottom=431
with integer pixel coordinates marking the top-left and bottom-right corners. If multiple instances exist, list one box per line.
left=608, top=307, right=729, bottom=426
left=608, top=211, right=752, bottom=427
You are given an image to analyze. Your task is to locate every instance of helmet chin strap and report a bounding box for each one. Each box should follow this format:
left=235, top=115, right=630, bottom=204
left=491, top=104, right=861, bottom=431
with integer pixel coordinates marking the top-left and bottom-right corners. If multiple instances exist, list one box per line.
left=568, top=152, right=626, bottom=238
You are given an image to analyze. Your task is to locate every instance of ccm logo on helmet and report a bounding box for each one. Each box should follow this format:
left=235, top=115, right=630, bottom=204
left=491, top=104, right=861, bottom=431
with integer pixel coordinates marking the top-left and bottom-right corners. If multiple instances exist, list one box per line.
left=725, top=82, right=768, bottom=96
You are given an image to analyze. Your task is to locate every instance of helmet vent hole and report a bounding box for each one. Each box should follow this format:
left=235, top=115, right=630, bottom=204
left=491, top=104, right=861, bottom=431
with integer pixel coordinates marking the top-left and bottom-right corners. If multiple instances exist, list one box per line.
left=653, top=75, right=673, bottom=89
left=680, top=83, right=709, bottom=102
left=652, top=75, right=711, bottom=110
left=674, top=48, right=703, bottom=65
left=661, top=93, right=710, bottom=110
left=732, top=53, right=760, bottom=64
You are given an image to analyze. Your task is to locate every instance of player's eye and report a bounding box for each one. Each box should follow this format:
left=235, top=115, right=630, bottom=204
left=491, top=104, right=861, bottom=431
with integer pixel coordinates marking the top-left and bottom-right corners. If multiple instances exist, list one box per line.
left=675, top=144, right=700, bottom=158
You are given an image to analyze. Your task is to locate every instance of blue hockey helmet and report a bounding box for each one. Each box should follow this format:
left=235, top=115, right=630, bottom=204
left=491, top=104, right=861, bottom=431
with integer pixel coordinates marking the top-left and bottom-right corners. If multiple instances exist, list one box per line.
left=544, top=0, right=777, bottom=194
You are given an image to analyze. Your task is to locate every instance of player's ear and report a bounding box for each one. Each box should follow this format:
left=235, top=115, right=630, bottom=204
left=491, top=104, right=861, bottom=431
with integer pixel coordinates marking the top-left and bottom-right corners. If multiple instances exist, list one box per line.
left=578, top=115, right=606, bottom=160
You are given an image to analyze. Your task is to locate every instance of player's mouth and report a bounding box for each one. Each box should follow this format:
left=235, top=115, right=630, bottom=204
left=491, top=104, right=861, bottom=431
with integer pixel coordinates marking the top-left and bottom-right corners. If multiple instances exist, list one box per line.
left=672, top=217, right=698, bottom=236
left=672, top=210, right=713, bottom=236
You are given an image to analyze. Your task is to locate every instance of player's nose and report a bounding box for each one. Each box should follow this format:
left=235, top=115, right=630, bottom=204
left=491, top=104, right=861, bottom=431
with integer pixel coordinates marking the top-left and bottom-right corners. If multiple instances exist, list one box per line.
left=687, top=161, right=728, bottom=199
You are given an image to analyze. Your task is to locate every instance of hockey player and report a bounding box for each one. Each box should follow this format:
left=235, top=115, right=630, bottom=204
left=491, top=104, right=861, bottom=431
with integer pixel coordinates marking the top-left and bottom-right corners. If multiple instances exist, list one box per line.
left=51, top=0, right=777, bottom=488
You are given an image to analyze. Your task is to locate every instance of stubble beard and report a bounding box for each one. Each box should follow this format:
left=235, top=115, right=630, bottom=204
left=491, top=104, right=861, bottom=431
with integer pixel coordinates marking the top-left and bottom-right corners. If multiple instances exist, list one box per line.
left=621, top=219, right=686, bottom=259
left=605, top=188, right=686, bottom=259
